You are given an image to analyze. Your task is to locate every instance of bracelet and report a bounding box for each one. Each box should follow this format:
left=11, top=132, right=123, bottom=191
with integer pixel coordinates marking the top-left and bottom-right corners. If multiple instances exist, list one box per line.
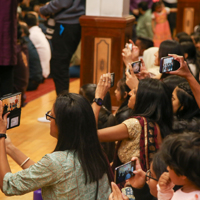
left=20, top=157, right=30, bottom=167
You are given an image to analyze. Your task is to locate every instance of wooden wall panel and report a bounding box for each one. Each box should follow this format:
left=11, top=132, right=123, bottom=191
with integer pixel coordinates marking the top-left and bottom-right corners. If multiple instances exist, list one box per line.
left=80, top=16, right=135, bottom=106
left=176, top=0, right=200, bottom=34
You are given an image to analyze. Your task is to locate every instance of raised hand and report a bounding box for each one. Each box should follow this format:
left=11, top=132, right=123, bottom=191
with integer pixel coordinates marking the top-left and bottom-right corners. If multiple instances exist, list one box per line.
left=95, top=73, right=111, bottom=100
left=0, top=101, right=9, bottom=134
left=167, top=54, right=191, bottom=79
left=158, top=172, right=174, bottom=191
left=135, top=58, right=150, bottom=80
left=122, top=40, right=139, bottom=66
left=109, top=182, right=129, bottom=200
left=125, top=63, right=139, bottom=90
left=125, top=157, right=146, bottom=189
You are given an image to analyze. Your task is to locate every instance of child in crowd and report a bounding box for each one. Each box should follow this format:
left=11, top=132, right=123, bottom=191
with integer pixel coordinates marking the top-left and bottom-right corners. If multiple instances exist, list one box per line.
left=158, top=132, right=200, bottom=200
left=151, top=0, right=177, bottom=47
left=114, top=78, right=132, bottom=125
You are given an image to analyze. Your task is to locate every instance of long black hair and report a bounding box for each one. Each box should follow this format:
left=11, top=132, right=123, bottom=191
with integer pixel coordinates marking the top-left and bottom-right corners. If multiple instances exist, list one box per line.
left=54, top=92, right=110, bottom=184
left=163, top=75, right=187, bottom=94
left=117, top=78, right=130, bottom=107
left=133, top=78, right=173, bottom=138
left=180, top=41, right=200, bottom=81
left=176, top=82, right=200, bottom=120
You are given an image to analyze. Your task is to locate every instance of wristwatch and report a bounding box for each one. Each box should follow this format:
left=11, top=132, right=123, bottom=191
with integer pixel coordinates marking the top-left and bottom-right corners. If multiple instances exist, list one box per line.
left=93, top=98, right=103, bottom=106
left=0, top=134, right=7, bottom=139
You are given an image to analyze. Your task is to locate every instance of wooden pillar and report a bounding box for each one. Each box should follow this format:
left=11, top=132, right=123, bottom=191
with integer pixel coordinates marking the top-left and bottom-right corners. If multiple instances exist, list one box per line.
left=176, top=0, right=200, bottom=34
left=79, top=15, right=135, bottom=107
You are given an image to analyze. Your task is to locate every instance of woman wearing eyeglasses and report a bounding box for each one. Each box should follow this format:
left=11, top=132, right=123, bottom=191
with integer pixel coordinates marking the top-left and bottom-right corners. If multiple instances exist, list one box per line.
left=0, top=92, right=112, bottom=199
left=109, top=152, right=168, bottom=200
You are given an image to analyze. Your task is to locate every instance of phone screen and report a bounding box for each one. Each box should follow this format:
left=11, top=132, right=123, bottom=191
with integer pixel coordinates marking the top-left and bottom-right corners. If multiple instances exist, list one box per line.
left=110, top=72, right=115, bottom=88
left=114, top=161, right=136, bottom=184
left=2, top=93, right=21, bottom=115
left=1, top=93, right=22, bottom=129
left=160, top=56, right=174, bottom=73
left=131, top=61, right=141, bottom=73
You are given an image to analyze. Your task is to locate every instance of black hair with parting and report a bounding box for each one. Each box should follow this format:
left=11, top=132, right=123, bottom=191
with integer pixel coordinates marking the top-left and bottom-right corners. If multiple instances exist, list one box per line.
left=53, top=92, right=111, bottom=184
left=133, top=78, right=173, bottom=139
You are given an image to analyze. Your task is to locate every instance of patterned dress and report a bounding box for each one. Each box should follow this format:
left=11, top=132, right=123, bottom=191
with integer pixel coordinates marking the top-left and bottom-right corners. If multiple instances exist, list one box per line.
left=152, top=7, right=172, bottom=47
left=3, top=151, right=111, bottom=199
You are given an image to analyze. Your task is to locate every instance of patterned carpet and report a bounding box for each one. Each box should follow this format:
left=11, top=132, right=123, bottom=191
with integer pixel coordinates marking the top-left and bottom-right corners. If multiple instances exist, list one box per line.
left=25, top=78, right=77, bottom=103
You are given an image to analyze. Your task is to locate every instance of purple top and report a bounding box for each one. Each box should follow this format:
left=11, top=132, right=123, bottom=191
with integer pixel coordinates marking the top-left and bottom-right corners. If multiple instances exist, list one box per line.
left=130, top=0, right=153, bottom=11
left=0, top=0, right=21, bottom=66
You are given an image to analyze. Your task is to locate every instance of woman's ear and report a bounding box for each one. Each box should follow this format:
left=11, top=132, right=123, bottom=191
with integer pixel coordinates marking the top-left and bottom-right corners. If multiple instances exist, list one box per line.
left=180, top=105, right=184, bottom=111
left=184, top=53, right=188, bottom=59
left=123, top=92, right=128, bottom=99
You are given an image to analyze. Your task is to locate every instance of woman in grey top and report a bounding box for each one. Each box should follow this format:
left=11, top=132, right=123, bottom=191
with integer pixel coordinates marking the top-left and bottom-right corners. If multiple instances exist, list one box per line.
left=0, top=92, right=111, bottom=199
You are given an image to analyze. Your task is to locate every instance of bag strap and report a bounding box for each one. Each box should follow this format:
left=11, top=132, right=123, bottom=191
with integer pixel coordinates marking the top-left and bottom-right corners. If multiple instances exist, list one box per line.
left=95, top=180, right=99, bottom=200
left=141, top=117, right=149, bottom=170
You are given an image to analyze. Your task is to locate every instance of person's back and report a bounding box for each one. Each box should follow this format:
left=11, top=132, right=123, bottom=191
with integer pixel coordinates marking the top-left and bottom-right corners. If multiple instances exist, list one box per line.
left=136, top=2, right=153, bottom=39
left=20, top=21, right=43, bottom=90
left=24, top=12, right=51, bottom=78
left=24, top=36, right=43, bottom=89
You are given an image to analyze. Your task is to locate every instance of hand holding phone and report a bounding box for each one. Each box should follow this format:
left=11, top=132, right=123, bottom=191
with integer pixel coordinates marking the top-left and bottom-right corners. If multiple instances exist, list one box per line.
left=125, top=43, right=133, bottom=51
left=131, top=61, right=141, bottom=74
left=114, top=160, right=136, bottom=184
left=160, top=56, right=180, bottom=73
left=110, top=72, right=115, bottom=88
left=1, top=93, right=22, bottom=130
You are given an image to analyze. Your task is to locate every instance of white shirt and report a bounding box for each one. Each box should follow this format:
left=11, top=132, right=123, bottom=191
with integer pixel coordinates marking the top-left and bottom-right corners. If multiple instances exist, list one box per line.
left=29, top=26, right=51, bottom=78
left=163, top=0, right=177, bottom=3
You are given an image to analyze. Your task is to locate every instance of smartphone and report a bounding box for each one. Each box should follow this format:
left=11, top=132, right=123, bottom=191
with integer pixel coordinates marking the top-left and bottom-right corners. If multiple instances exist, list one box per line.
left=125, top=43, right=133, bottom=51
left=1, top=92, right=22, bottom=130
left=110, top=72, right=115, bottom=88
left=114, top=160, right=136, bottom=184
left=131, top=61, right=141, bottom=74
left=160, top=56, right=180, bottom=73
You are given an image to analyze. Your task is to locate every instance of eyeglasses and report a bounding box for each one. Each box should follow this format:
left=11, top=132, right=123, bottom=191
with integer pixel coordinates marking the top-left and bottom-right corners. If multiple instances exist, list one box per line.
left=46, top=110, right=56, bottom=120
left=146, top=170, right=158, bottom=181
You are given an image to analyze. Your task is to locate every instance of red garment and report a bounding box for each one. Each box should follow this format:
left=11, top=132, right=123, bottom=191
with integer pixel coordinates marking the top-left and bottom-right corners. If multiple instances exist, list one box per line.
left=153, top=8, right=172, bottom=47
left=0, top=0, right=21, bottom=65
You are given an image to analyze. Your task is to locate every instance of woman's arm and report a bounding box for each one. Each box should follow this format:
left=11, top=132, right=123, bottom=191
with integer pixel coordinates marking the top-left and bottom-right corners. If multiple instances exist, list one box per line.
left=0, top=101, right=34, bottom=191
left=98, top=123, right=129, bottom=142
left=0, top=138, right=11, bottom=191
left=92, top=73, right=111, bottom=124
left=0, top=101, right=12, bottom=190
left=6, top=138, right=35, bottom=169
left=168, top=54, right=200, bottom=108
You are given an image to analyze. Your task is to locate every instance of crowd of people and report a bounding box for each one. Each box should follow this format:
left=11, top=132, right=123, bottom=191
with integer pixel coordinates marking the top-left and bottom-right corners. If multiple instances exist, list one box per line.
left=1, top=0, right=200, bottom=199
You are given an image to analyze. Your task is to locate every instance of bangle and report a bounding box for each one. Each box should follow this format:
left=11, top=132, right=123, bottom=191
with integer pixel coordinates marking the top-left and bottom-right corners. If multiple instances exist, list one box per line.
left=20, top=157, right=30, bottom=167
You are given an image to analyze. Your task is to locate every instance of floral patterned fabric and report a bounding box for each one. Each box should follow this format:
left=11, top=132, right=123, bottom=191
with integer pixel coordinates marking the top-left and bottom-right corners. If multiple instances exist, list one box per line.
left=3, top=151, right=111, bottom=200
left=118, top=118, right=142, bottom=163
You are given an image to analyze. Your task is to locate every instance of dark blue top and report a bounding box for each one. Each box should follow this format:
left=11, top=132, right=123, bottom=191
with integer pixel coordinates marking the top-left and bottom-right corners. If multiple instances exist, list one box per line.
left=24, top=36, right=43, bottom=83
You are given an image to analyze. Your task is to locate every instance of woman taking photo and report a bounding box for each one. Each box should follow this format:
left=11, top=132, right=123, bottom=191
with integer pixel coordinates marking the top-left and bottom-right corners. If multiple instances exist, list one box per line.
left=0, top=93, right=111, bottom=199
left=93, top=72, right=173, bottom=172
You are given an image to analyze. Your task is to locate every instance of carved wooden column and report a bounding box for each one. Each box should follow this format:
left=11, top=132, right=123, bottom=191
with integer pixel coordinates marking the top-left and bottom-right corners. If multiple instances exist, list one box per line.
left=176, top=0, right=200, bottom=34
left=79, top=15, right=135, bottom=107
